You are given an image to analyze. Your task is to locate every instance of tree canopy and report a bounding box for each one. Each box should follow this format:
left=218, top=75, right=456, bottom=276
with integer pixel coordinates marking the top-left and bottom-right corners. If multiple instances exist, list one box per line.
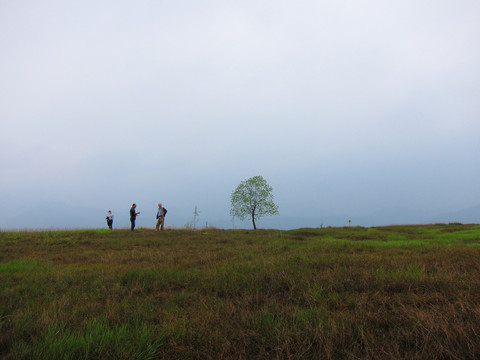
left=230, top=175, right=279, bottom=230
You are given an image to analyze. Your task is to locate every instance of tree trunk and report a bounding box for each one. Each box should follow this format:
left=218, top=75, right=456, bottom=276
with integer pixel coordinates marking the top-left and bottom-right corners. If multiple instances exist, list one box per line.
left=251, top=209, right=256, bottom=230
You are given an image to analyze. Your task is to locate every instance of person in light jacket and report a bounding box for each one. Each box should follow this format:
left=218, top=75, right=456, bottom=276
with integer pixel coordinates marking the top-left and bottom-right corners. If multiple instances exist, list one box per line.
left=155, top=203, right=167, bottom=231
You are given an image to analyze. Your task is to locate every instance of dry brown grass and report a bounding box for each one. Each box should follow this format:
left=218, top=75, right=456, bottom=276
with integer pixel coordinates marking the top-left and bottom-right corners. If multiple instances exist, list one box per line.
left=1, top=225, right=480, bottom=359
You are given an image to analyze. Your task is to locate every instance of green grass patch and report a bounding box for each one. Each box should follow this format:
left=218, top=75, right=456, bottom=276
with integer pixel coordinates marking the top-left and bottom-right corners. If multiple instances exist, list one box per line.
left=0, top=260, right=46, bottom=273
left=11, top=319, right=165, bottom=360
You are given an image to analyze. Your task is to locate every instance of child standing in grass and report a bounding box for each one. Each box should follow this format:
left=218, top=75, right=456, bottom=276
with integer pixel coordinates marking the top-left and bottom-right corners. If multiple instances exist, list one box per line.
left=106, top=210, right=114, bottom=230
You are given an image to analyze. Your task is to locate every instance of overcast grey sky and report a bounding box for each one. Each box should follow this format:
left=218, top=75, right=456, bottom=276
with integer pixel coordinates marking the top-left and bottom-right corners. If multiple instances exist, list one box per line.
left=1, top=1, right=479, bottom=228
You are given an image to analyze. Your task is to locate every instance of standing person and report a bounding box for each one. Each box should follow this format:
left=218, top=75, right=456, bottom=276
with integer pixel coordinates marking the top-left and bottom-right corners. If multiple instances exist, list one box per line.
left=130, top=204, right=140, bottom=231
left=106, top=210, right=114, bottom=230
left=155, top=203, right=168, bottom=231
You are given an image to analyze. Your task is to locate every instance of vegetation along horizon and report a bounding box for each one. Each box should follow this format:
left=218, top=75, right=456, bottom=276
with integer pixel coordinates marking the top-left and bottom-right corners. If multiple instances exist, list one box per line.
left=1, top=224, right=480, bottom=359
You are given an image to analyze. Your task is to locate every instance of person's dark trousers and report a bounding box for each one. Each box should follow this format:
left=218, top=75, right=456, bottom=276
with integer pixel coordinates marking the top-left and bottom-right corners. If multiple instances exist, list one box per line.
left=130, top=219, right=135, bottom=231
left=107, top=220, right=113, bottom=229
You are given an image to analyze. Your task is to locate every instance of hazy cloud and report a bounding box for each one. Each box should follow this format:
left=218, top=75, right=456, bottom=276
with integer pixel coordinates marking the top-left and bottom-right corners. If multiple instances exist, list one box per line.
left=1, top=0, right=479, bottom=228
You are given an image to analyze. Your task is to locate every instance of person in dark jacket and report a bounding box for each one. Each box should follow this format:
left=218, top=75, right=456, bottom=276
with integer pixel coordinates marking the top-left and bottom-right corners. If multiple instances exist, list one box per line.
left=130, top=204, right=140, bottom=231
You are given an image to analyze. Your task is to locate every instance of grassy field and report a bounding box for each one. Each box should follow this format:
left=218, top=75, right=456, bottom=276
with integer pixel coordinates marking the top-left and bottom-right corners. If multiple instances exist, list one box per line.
left=1, top=224, right=480, bottom=359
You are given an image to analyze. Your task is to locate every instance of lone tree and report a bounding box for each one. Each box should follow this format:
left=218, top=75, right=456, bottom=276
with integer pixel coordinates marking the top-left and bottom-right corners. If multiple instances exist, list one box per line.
left=230, top=175, right=279, bottom=230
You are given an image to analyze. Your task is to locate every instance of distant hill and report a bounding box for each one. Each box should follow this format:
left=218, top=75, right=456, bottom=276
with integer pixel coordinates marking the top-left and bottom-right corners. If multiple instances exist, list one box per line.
left=1, top=203, right=479, bottom=230
left=1, top=202, right=107, bottom=230
left=431, top=205, right=480, bottom=224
